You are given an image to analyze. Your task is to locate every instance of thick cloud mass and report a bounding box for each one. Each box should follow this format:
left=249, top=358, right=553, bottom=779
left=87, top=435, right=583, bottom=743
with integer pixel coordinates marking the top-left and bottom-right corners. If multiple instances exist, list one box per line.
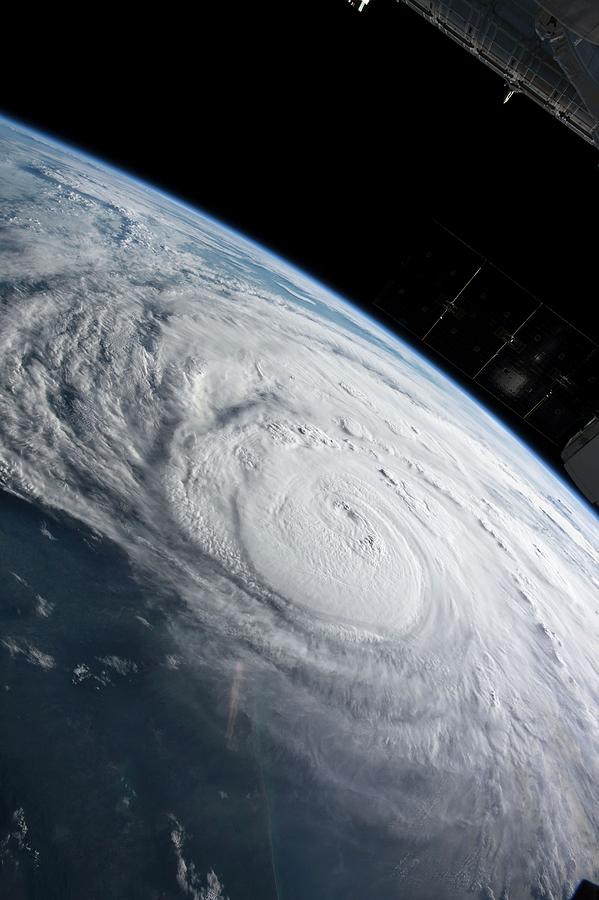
left=1, top=119, right=598, bottom=898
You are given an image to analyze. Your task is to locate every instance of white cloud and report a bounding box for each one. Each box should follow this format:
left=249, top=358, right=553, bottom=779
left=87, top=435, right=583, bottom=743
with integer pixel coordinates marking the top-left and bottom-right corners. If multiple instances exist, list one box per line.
left=1, top=118, right=598, bottom=895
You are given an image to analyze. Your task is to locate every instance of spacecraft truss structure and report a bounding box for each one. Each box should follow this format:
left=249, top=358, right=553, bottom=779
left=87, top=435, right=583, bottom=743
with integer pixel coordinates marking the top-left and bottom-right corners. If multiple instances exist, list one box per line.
left=344, top=0, right=599, bottom=149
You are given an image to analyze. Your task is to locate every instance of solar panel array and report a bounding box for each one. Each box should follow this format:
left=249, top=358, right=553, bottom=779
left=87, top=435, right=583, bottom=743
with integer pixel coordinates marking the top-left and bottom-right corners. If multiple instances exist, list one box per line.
left=375, top=222, right=598, bottom=446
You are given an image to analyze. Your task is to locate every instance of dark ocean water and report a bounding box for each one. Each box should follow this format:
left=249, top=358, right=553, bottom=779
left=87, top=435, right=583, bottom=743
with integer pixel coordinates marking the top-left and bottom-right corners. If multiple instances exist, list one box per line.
left=0, top=489, right=433, bottom=900
left=0, top=488, right=282, bottom=899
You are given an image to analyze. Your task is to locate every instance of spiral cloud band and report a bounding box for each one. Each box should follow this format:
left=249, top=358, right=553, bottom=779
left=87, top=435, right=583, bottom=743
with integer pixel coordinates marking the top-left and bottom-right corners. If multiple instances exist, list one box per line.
left=1, top=119, right=598, bottom=898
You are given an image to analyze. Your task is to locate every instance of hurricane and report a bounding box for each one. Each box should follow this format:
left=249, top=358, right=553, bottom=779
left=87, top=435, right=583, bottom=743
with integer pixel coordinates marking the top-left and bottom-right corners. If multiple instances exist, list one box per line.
left=1, top=117, right=598, bottom=899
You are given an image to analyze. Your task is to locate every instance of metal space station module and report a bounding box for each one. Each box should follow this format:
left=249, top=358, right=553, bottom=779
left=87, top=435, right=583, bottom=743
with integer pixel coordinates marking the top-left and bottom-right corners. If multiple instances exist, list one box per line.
left=347, top=0, right=599, bottom=151
left=346, top=0, right=599, bottom=509
left=375, top=221, right=599, bottom=509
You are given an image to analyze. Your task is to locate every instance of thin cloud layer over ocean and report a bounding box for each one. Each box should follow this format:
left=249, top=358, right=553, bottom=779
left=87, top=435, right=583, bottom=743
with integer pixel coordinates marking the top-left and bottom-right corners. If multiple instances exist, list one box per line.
left=1, top=119, right=598, bottom=898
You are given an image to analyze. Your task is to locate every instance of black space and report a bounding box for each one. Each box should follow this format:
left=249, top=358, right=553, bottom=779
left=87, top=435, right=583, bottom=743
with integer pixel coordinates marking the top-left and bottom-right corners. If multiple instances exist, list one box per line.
left=2, top=0, right=598, bottom=476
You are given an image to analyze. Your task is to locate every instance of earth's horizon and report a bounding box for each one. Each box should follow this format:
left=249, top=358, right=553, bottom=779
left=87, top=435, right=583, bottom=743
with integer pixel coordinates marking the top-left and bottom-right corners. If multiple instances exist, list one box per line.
left=0, top=115, right=598, bottom=899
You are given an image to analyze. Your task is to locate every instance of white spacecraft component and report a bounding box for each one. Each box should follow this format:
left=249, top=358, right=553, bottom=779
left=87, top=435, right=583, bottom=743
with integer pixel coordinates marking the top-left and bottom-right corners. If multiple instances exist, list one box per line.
left=562, top=417, right=599, bottom=509
left=387, top=0, right=599, bottom=150
left=346, top=0, right=370, bottom=10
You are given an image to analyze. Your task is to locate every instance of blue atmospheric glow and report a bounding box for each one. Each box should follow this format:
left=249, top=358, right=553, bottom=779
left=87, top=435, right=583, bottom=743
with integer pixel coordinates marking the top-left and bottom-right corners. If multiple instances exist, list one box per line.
left=1, top=111, right=595, bottom=518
